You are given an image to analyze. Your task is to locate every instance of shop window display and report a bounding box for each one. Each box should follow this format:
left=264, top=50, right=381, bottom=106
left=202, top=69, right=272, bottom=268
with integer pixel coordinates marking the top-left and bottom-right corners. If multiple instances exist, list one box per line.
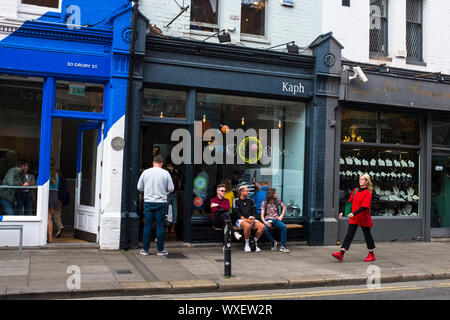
left=0, top=79, right=42, bottom=216
left=340, top=148, right=420, bottom=217
left=142, top=88, right=187, bottom=119
left=341, top=110, right=377, bottom=143
left=194, top=93, right=306, bottom=219
left=55, top=81, right=104, bottom=113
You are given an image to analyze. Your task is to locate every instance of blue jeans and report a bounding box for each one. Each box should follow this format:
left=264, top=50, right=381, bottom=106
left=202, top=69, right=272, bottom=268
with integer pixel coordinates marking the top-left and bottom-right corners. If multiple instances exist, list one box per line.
left=143, top=202, right=167, bottom=253
left=0, top=198, right=15, bottom=215
left=18, top=192, right=33, bottom=216
left=264, top=219, right=288, bottom=246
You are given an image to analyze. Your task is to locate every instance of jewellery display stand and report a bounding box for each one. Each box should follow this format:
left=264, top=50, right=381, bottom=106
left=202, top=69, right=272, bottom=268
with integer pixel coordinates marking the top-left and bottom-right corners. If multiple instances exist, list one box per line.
left=339, top=149, right=419, bottom=217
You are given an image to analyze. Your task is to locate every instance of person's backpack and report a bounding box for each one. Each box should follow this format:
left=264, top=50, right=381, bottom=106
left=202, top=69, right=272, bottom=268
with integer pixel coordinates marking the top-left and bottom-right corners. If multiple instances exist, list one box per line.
left=58, top=174, right=71, bottom=207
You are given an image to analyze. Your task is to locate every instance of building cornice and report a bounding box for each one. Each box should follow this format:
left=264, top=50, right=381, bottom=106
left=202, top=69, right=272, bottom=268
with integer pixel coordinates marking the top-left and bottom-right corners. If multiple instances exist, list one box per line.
left=146, top=35, right=316, bottom=70
left=0, top=18, right=113, bottom=45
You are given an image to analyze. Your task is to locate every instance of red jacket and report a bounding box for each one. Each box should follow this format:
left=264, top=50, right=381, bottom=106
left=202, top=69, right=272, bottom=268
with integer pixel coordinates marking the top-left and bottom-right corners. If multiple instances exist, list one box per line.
left=210, top=196, right=230, bottom=221
left=349, top=188, right=373, bottom=228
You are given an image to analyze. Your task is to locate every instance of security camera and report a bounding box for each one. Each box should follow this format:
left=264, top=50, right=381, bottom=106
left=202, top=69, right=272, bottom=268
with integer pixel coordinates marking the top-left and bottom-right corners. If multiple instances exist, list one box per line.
left=348, top=66, right=368, bottom=83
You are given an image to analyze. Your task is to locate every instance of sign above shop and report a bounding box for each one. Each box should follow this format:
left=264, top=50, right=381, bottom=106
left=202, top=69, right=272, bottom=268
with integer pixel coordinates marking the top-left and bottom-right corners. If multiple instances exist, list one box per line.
left=281, top=0, right=295, bottom=7
left=345, top=73, right=450, bottom=111
left=282, top=81, right=305, bottom=96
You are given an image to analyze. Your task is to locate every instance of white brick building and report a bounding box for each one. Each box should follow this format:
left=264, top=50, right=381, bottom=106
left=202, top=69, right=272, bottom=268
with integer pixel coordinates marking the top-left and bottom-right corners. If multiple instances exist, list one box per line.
left=140, top=0, right=450, bottom=74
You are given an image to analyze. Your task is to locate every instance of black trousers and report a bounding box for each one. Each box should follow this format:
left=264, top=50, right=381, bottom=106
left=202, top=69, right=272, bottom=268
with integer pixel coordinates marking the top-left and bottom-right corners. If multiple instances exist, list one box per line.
left=342, top=223, right=375, bottom=251
left=213, top=212, right=234, bottom=245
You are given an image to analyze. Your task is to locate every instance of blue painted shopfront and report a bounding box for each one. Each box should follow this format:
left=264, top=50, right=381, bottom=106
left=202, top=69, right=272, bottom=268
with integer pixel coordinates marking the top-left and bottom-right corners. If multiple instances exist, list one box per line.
left=0, top=0, right=132, bottom=247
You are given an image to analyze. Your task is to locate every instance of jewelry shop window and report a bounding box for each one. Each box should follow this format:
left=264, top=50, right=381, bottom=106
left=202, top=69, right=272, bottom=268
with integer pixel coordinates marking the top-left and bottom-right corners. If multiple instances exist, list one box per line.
left=0, top=78, right=42, bottom=216
left=340, top=109, right=421, bottom=218
left=193, top=92, right=306, bottom=219
left=55, top=81, right=104, bottom=113
left=142, top=88, right=187, bottom=119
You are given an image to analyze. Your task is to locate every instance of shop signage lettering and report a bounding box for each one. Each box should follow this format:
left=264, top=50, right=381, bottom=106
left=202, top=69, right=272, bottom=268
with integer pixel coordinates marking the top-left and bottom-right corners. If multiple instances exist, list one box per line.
left=348, top=76, right=450, bottom=110
left=67, top=61, right=99, bottom=69
left=282, top=81, right=305, bottom=95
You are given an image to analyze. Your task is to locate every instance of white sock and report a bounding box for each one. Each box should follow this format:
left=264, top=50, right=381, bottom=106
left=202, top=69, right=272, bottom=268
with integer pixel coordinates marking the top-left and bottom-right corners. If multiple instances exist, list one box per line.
left=245, top=239, right=249, bottom=245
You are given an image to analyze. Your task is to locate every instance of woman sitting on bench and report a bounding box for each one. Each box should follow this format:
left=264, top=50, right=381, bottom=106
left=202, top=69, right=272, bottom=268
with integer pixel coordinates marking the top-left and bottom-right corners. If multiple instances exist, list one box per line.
left=261, top=188, right=290, bottom=253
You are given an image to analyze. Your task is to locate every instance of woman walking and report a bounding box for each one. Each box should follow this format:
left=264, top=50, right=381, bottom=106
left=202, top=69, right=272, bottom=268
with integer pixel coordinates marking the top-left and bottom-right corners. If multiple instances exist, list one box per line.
left=332, top=173, right=376, bottom=262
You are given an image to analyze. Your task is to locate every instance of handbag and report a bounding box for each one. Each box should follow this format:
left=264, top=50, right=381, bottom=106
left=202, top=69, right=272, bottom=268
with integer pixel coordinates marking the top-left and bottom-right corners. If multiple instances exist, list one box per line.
left=344, top=188, right=358, bottom=217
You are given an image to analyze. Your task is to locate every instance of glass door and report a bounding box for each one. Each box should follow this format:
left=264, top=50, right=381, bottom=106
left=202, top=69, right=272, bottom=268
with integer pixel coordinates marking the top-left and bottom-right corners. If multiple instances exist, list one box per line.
left=74, top=122, right=103, bottom=242
left=431, top=154, right=450, bottom=237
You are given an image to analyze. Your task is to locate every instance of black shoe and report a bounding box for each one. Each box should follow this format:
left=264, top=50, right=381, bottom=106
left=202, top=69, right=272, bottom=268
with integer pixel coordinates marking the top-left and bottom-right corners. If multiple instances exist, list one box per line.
left=55, top=227, right=64, bottom=238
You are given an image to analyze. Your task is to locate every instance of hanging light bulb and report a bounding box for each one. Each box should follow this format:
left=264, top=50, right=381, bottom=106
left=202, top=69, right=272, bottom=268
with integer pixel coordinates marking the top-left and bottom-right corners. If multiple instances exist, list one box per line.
left=241, top=117, right=245, bottom=126
left=278, top=120, right=282, bottom=129
left=160, top=112, right=164, bottom=118
left=202, top=114, right=206, bottom=123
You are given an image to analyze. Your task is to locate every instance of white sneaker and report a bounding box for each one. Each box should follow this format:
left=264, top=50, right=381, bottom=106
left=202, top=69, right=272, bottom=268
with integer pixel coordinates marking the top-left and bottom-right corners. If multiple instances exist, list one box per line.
left=244, top=243, right=251, bottom=252
left=157, top=250, right=169, bottom=256
left=280, top=246, right=290, bottom=253
left=234, top=232, right=242, bottom=240
left=140, top=249, right=149, bottom=256
left=271, top=240, right=278, bottom=251
left=255, top=245, right=261, bottom=252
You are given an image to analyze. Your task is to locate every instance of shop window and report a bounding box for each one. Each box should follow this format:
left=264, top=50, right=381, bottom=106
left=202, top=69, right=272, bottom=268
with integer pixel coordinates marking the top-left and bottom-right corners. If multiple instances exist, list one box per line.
left=432, top=118, right=450, bottom=147
left=241, top=0, right=266, bottom=37
left=341, top=110, right=377, bottom=143
left=380, top=113, right=420, bottom=145
left=340, top=148, right=420, bottom=217
left=194, top=93, right=306, bottom=219
left=0, top=79, right=42, bottom=216
left=406, top=0, right=423, bottom=62
left=370, top=0, right=388, bottom=58
left=142, top=88, right=187, bottom=119
left=21, top=0, right=59, bottom=8
left=190, top=0, right=219, bottom=32
left=55, top=81, right=104, bottom=113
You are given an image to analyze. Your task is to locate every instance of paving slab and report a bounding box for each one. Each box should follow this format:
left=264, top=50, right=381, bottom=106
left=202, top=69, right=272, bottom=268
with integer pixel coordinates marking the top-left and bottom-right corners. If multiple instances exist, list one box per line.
left=121, top=281, right=172, bottom=295
left=169, top=280, right=218, bottom=294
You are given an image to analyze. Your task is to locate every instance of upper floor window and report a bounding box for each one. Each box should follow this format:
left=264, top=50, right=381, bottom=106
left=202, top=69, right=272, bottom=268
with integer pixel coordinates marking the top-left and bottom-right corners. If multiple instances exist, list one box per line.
left=190, top=0, right=219, bottom=32
left=21, top=0, right=59, bottom=8
left=406, top=0, right=423, bottom=62
left=241, top=0, right=266, bottom=37
left=370, top=0, right=388, bottom=58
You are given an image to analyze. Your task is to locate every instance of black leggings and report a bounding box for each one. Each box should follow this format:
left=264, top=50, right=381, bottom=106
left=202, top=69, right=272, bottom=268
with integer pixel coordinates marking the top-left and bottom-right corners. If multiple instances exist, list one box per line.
left=342, top=224, right=375, bottom=251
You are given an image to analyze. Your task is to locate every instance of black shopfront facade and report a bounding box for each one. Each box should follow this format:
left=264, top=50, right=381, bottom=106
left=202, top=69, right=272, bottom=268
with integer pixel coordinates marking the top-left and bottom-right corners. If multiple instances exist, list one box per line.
left=337, top=62, right=450, bottom=243
left=120, top=31, right=346, bottom=248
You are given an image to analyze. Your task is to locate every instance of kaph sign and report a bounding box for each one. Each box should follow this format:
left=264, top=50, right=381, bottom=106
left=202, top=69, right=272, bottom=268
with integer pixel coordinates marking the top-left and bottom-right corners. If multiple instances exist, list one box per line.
left=282, top=81, right=305, bottom=95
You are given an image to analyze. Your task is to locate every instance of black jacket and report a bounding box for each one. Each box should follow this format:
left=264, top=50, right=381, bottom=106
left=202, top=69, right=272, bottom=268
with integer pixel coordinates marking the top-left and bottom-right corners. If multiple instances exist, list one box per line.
left=232, top=197, right=257, bottom=219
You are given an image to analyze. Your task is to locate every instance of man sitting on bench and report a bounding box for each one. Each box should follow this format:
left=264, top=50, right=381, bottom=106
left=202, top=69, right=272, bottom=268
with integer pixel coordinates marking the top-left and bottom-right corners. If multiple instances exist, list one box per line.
left=211, top=184, right=242, bottom=246
left=232, top=185, right=266, bottom=253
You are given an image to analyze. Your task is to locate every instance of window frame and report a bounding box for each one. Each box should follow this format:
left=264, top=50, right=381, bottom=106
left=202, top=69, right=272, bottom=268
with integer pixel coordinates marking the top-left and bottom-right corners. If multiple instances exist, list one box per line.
left=369, top=0, right=389, bottom=59
left=240, top=0, right=268, bottom=38
left=18, top=0, right=62, bottom=19
left=406, top=0, right=423, bottom=63
left=189, top=0, right=220, bottom=33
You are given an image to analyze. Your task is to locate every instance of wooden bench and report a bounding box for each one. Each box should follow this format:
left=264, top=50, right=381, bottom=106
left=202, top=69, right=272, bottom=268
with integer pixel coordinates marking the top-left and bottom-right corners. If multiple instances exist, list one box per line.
left=0, top=224, right=23, bottom=251
left=213, top=224, right=303, bottom=232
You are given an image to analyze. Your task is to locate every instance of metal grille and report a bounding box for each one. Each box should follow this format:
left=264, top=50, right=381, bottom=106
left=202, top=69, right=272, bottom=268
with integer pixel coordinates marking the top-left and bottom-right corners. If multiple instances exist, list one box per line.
left=370, top=0, right=388, bottom=57
left=406, top=0, right=423, bottom=61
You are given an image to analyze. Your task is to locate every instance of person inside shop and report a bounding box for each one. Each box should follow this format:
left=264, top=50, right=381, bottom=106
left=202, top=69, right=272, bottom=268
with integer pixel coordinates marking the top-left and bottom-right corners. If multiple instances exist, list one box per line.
left=211, top=184, right=242, bottom=246
left=232, top=185, right=266, bottom=253
left=332, top=173, right=376, bottom=262
left=221, top=178, right=235, bottom=213
left=253, top=181, right=269, bottom=220
left=0, top=160, right=28, bottom=215
left=164, top=156, right=181, bottom=234
left=18, top=162, right=36, bottom=216
left=47, top=159, right=60, bottom=243
left=261, top=188, right=290, bottom=253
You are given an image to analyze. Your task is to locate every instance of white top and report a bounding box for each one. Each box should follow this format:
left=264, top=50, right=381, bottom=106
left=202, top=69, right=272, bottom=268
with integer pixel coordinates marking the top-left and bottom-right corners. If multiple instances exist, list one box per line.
left=137, top=167, right=174, bottom=203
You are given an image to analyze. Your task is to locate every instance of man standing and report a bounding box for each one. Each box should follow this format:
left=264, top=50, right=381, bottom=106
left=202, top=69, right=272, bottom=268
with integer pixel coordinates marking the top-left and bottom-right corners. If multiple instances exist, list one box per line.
left=0, top=161, right=27, bottom=215
left=232, top=186, right=266, bottom=252
left=253, top=181, right=269, bottom=219
left=137, top=155, right=174, bottom=256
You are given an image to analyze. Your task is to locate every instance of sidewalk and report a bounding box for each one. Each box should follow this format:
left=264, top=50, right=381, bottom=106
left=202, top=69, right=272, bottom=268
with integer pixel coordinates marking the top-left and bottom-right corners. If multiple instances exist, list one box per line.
left=1, top=240, right=450, bottom=299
